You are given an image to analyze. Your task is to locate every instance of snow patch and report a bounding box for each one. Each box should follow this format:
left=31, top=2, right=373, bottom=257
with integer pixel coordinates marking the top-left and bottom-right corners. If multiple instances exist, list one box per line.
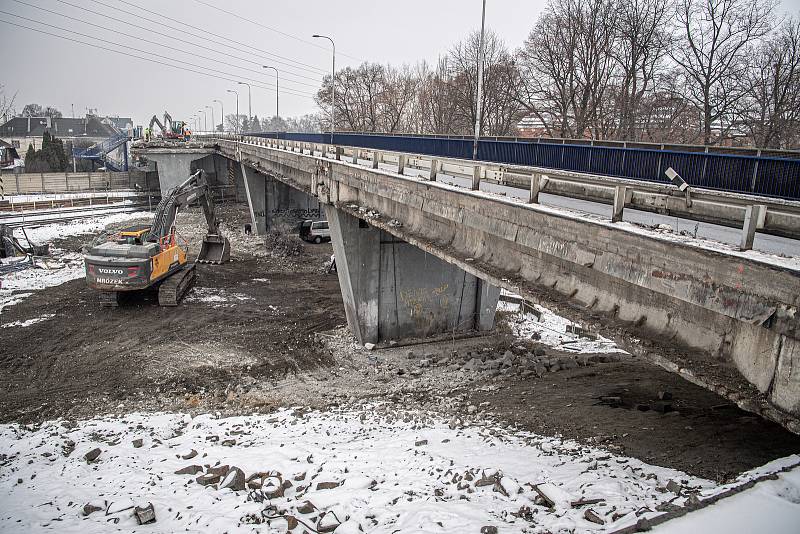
left=1, top=313, right=55, bottom=328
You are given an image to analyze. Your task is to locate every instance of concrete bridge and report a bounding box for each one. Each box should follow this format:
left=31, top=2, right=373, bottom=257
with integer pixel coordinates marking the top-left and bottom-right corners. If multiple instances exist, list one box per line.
left=135, top=135, right=800, bottom=433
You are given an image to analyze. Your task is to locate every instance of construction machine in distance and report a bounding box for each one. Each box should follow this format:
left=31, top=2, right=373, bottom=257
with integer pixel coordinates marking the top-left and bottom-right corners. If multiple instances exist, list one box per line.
left=84, top=170, right=230, bottom=307
left=148, top=111, right=191, bottom=141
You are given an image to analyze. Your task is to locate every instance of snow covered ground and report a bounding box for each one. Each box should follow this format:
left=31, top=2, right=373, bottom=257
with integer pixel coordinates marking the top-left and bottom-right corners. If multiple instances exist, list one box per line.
left=0, top=407, right=796, bottom=533
left=0, top=211, right=151, bottom=314
left=498, top=298, right=625, bottom=354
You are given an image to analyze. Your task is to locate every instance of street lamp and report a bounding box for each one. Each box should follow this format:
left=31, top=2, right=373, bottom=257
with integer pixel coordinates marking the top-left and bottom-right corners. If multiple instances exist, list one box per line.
left=198, top=110, right=206, bottom=132
left=205, top=105, right=214, bottom=134
left=312, top=34, right=335, bottom=144
left=237, top=82, right=252, bottom=126
left=263, top=66, right=279, bottom=120
left=213, top=99, right=224, bottom=132
left=472, top=0, right=487, bottom=161
left=226, top=89, right=239, bottom=134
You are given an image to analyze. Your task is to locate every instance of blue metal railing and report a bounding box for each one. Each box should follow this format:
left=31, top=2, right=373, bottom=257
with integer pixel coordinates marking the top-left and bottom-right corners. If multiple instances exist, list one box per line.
left=72, top=132, right=129, bottom=171
left=249, top=132, right=800, bottom=200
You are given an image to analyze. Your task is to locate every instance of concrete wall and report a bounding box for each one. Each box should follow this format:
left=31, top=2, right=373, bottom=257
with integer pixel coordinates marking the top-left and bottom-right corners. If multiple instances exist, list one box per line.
left=265, top=177, right=322, bottom=233
left=327, top=206, right=499, bottom=344
left=0, top=170, right=158, bottom=194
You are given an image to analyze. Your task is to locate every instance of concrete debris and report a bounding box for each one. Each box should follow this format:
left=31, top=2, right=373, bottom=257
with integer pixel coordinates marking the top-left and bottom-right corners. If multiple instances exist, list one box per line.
left=533, top=483, right=572, bottom=509
left=415, top=439, right=428, bottom=447
left=174, top=465, right=203, bottom=475
left=317, top=511, right=341, bottom=533
left=584, top=508, right=604, bottom=525
left=297, top=500, right=317, bottom=514
left=134, top=502, right=156, bottom=525
left=82, top=504, right=102, bottom=516
left=481, top=527, right=498, bottom=534
left=219, top=467, right=246, bottom=491
left=196, top=473, right=221, bottom=486
left=364, top=343, right=376, bottom=350
left=132, top=438, right=143, bottom=448
left=181, top=449, right=198, bottom=460
left=316, top=481, right=341, bottom=490
left=83, top=448, right=102, bottom=463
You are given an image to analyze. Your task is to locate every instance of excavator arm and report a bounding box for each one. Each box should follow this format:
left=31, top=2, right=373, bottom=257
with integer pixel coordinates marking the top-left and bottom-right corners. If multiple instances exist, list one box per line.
left=149, top=170, right=230, bottom=263
left=148, top=115, right=165, bottom=133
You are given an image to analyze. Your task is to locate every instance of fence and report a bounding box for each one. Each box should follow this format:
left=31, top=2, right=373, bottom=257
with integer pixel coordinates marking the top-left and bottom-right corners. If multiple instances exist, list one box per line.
left=251, top=132, right=800, bottom=200
left=0, top=170, right=159, bottom=196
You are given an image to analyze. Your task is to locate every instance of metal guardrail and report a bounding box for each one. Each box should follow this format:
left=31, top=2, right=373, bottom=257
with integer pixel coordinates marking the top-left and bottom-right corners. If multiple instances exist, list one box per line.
left=248, top=132, right=800, bottom=201
left=201, top=133, right=800, bottom=250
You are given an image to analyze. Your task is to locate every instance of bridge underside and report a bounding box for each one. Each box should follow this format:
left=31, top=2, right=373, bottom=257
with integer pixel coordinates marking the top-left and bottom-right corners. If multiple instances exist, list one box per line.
left=144, top=139, right=800, bottom=433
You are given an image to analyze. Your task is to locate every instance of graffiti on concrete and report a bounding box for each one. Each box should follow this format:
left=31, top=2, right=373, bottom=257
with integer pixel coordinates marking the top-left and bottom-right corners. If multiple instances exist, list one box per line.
left=271, top=207, right=322, bottom=219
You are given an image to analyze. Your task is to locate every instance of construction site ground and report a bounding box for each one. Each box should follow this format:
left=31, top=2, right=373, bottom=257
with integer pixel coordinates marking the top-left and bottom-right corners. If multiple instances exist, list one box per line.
left=1, top=203, right=799, bottom=485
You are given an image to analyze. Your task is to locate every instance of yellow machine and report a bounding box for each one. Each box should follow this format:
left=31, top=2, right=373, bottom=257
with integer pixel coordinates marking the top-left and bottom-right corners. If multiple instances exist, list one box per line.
left=84, top=170, right=230, bottom=306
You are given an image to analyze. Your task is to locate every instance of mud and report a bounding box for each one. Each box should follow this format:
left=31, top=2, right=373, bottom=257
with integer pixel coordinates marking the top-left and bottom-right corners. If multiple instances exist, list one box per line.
left=0, top=203, right=798, bottom=483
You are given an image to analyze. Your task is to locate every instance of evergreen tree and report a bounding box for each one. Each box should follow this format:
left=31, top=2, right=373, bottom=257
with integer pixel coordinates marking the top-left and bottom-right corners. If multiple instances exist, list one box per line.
left=250, top=115, right=261, bottom=132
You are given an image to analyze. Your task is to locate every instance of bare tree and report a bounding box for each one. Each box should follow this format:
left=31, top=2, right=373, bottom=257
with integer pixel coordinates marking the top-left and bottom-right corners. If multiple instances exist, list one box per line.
left=735, top=17, right=800, bottom=149
left=670, top=0, right=777, bottom=145
left=518, top=0, right=617, bottom=139
left=612, top=0, right=672, bottom=140
left=0, top=85, right=16, bottom=123
left=446, top=30, right=525, bottom=136
left=414, top=59, right=461, bottom=134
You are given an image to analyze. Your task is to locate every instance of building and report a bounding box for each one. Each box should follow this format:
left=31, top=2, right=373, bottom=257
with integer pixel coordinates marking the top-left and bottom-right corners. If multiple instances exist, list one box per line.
left=0, top=139, right=21, bottom=170
left=0, top=115, right=125, bottom=153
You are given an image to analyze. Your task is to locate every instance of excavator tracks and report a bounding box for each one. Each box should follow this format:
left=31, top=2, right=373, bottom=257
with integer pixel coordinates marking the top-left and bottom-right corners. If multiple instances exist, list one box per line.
left=158, top=263, right=196, bottom=306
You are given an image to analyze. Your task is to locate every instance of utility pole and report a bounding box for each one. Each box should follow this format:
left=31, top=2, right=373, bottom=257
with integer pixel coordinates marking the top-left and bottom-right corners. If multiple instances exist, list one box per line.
left=213, top=99, right=224, bottom=132
left=206, top=106, right=214, bottom=134
left=237, top=82, right=252, bottom=127
left=263, top=66, right=279, bottom=120
left=472, top=0, right=487, bottom=161
left=227, top=89, right=239, bottom=134
left=313, top=34, right=336, bottom=144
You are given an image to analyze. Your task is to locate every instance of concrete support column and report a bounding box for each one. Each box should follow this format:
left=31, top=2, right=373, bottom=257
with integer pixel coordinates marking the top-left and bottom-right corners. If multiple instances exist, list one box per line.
left=148, top=152, right=212, bottom=195
left=612, top=185, right=626, bottom=223
left=240, top=163, right=267, bottom=235
left=326, top=206, right=500, bottom=344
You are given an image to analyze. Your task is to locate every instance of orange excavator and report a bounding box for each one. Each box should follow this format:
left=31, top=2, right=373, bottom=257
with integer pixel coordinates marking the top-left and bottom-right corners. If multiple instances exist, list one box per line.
left=84, top=170, right=230, bottom=306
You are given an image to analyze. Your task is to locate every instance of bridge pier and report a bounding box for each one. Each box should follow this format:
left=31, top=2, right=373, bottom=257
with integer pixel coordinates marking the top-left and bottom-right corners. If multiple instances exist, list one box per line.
left=265, top=176, right=323, bottom=233
left=241, top=163, right=267, bottom=235
left=326, top=206, right=499, bottom=344
left=146, top=149, right=215, bottom=194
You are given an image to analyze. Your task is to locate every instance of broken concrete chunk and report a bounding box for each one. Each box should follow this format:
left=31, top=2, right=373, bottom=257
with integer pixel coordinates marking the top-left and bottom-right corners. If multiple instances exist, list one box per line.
left=364, top=343, right=376, bottom=350
left=219, top=467, right=246, bottom=491
left=206, top=464, right=230, bottom=477
left=174, top=465, right=203, bottom=475
left=82, top=504, right=102, bottom=516
left=317, top=511, right=341, bottom=533
left=584, top=508, right=604, bottom=525
left=196, top=473, right=222, bottom=486
left=134, top=503, right=156, bottom=525
left=84, top=448, right=102, bottom=463
left=480, top=527, right=498, bottom=534
left=415, top=440, right=428, bottom=447
left=666, top=479, right=683, bottom=495
left=533, top=483, right=572, bottom=509
left=181, top=449, right=198, bottom=460
left=316, top=481, right=341, bottom=490
left=132, top=439, right=143, bottom=448
left=297, top=500, right=317, bottom=514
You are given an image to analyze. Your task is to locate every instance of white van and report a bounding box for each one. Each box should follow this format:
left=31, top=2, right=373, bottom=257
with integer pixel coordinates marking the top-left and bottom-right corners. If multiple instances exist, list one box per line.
left=299, top=220, right=331, bottom=244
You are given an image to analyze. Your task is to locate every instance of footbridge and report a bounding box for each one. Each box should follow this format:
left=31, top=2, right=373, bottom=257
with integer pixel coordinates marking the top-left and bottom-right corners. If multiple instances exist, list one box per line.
left=136, top=134, right=800, bottom=433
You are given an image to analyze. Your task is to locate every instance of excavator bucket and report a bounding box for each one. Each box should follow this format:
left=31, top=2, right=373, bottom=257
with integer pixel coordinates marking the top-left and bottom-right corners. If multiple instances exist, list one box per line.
left=197, top=234, right=231, bottom=264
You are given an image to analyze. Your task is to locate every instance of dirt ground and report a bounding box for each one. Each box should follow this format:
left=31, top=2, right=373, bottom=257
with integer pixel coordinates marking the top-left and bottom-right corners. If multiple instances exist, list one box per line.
left=1, top=203, right=798, bottom=483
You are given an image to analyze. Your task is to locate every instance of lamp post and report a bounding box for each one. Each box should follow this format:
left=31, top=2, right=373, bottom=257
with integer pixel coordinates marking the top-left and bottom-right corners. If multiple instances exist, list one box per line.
left=198, top=110, right=207, bottom=132
left=227, top=89, right=239, bottom=134
left=237, top=82, right=252, bottom=127
left=263, top=66, right=279, bottom=120
left=213, top=99, right=224, bottom=132
left=205, top=105, right=214, bottom=134
left=472, top=0, right=487, bottom=161
left=312, top=34, right=335, bottom=144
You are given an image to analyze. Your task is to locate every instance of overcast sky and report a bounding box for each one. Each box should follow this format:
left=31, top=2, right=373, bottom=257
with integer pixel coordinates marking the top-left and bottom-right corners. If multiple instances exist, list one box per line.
left=1, top=0, right=799, bottom=128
